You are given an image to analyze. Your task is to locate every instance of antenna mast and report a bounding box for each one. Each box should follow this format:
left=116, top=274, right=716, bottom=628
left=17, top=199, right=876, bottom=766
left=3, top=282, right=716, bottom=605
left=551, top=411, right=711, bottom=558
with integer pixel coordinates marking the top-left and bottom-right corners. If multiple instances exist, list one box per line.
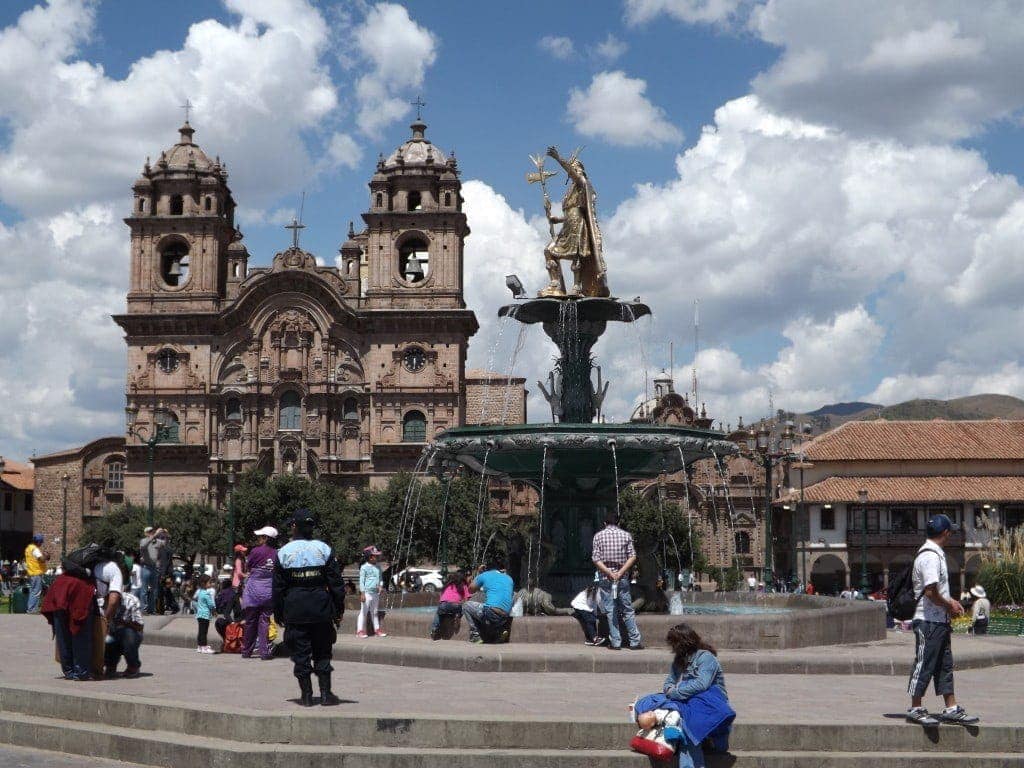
left=691, top=299, right=700, bottom=404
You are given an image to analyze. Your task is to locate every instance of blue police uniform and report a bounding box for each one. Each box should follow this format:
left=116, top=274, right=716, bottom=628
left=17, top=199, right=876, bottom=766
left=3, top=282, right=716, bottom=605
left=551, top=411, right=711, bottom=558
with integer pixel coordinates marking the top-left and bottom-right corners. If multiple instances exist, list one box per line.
left=272, top=511, right=345, bottom=706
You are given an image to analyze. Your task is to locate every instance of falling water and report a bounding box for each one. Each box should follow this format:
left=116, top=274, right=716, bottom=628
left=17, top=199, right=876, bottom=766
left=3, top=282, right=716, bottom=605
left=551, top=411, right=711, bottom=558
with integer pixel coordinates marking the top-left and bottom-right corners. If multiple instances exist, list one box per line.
left=388, top=445, right=434, bottom=609
left=533, top=444, right=548, bottom=589
left=479, top=316, right=511, bottom=424
left=500, top=324, right=528, bottom=424
left=435, top=474, right=454, bottom=569
left=678, top=445, right=696, bottom=580
left=610, top=440, right=621, bottom=516
left=712, top=453, right=743, bottom=585
left=471, top=445, right=492, bottom=565
left=622, top=303, right=651, bottom=413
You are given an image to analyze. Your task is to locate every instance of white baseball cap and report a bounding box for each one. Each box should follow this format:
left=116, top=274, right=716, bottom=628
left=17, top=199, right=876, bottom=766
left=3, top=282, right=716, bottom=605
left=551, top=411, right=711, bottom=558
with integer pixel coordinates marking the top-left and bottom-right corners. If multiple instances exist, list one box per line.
left=253, top=526, right=278, bottom=538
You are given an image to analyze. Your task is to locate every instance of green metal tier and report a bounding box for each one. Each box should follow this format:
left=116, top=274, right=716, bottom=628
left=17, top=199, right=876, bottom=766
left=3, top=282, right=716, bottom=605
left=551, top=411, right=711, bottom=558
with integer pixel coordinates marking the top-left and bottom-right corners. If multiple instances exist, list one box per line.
left=431, top=422, right=738, bottom=493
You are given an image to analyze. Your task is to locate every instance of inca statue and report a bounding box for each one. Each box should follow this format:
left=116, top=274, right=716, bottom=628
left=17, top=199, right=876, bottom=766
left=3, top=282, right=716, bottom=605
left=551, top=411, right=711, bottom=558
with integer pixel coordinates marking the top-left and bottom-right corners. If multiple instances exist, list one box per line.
left=528, top=146, right=610, bottom=298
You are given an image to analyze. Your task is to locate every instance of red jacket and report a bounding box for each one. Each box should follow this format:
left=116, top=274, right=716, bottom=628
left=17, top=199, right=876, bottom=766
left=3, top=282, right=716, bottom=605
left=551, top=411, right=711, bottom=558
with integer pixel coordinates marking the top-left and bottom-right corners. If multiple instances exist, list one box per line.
left=41, top=574, right=96, bottom=635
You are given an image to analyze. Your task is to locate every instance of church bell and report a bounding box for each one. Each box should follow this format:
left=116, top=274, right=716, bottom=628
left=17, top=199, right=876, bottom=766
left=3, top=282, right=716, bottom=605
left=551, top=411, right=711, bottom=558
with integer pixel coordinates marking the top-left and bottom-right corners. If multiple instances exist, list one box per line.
left=404, top=254, right=424, bottom=281
left=167, top=259, right=183, bottom=277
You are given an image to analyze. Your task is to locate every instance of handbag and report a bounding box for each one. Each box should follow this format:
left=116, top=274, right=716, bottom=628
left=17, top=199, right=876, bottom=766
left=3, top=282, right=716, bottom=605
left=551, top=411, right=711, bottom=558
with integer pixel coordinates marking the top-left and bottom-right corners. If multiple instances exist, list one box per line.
left=221, top=621, right=244, bottom=653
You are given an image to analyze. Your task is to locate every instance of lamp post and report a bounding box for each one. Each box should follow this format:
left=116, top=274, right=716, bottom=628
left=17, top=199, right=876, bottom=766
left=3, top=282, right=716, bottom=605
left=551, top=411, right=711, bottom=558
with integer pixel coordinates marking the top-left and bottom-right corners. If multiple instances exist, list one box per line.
left=226, top=463, right=237, bottom=560
left=126, top=406, right=170, bottom=529
left=744, top=422, right=794, bottom=590
left=858, top=488, right=870, bottom=594
left=60, top=472, right=70, bottom=559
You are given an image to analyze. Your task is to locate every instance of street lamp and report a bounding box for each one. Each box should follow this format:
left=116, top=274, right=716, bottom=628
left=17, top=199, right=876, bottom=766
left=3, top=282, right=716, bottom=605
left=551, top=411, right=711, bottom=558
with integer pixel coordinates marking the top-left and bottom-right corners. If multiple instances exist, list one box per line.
left=61, top=472, right=70, bottom=559
left=226, top=463, right=237, bottom=560
left=858, top=488, right=870, bottom=594
left=790, top=456, right=814, bottom=591
left=126, top=406, right=171, bottom=529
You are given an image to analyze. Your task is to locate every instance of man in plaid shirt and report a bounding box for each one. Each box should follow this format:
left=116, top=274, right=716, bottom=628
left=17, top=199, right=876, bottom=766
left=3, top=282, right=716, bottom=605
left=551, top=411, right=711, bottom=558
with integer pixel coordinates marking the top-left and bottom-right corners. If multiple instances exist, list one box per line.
left=591, top=511, right=644, bottom=650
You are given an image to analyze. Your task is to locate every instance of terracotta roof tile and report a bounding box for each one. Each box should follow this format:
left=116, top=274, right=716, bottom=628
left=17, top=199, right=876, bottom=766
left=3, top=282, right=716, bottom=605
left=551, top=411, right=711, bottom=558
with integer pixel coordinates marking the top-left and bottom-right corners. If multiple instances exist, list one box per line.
left=0, top=459, right=34, bottom=491
left=802, top=420, right=1024, bottom=461
left=786, top=475, right=1024, bottom=504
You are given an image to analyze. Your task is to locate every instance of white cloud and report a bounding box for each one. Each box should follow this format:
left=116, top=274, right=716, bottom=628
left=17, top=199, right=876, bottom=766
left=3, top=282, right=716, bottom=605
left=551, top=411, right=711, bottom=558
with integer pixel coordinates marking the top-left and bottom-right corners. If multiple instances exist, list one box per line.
left=749, top=1, right=1024, bottom=141
left=326, top=132, right=363, bottom=169
left=353, top=3, right=437, bottom=136
left=538, top=35, right=575, bottom=60
left=624, top=0, right=745, bottom=26
left=595, top=33, right=628, bottom=62
left=567, top=70, right=683, bottom=147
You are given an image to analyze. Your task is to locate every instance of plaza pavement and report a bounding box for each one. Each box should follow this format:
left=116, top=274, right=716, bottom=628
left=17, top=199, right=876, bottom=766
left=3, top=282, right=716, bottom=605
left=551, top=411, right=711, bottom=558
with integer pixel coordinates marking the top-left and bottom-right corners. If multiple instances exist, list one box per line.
left=2, top=615, right=1021, bottom=724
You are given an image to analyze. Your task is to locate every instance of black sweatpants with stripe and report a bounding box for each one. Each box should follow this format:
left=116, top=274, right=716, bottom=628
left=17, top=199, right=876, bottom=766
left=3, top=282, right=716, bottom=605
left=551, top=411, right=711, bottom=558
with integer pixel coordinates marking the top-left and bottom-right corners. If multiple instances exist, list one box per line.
left=908, top=620, right=954, bottom=697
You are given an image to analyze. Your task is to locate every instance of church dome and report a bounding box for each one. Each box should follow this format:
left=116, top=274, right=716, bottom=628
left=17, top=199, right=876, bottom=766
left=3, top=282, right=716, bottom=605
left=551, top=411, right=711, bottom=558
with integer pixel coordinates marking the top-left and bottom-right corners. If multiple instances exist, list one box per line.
left=158, top=123, right=216, bottom=172
left=383, top=120, right=449, bottom=169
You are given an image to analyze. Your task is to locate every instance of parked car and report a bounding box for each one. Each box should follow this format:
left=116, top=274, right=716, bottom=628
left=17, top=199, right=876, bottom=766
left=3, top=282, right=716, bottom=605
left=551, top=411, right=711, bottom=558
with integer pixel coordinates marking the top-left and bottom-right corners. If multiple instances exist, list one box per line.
left=391, top=567, right=443, bottom=592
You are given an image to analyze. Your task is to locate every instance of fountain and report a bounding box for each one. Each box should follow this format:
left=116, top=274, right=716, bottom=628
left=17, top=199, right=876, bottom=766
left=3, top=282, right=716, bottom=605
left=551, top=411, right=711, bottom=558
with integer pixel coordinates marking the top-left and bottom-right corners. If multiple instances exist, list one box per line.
left=429, top=145, right=740, bottom=597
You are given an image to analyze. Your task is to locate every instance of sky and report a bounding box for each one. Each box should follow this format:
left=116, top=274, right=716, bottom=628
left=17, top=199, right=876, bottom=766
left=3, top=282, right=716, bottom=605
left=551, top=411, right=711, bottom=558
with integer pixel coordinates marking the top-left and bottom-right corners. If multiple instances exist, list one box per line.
left=5, top=0, right=1024, bottom=459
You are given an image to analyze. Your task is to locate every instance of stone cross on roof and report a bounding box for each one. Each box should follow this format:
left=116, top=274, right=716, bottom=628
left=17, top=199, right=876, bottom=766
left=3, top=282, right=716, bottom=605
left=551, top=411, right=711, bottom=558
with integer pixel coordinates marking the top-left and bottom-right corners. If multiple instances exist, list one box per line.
left=180, top=98, right=193, bottom=123
left=285, top=218, right=305, bottom=249
left=411, top=95, right=426, bottom=120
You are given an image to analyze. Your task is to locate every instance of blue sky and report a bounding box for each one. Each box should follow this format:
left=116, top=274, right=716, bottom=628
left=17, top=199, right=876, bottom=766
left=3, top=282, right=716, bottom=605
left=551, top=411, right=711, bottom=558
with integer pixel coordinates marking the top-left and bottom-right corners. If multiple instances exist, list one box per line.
left=4, top=0, right=1024, bottom=458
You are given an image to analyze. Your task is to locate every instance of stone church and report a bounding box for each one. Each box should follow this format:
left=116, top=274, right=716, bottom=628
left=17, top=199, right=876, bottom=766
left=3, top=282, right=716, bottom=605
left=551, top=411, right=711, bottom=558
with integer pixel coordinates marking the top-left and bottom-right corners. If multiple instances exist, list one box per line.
left=32, top=116, right=508, bottom=549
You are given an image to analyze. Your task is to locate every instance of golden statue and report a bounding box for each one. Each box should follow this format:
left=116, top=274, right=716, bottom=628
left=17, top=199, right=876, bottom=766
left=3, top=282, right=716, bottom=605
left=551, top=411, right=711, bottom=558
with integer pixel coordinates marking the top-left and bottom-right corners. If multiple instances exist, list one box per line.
left=527, top=146, right=610, bottom=298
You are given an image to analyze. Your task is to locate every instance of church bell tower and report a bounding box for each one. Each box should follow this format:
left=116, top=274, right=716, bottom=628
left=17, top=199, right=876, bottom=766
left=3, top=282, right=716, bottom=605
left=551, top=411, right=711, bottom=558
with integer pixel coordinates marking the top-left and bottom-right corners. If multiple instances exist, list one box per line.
left=125, top=121, right=237, bottom=313
left=361, top=118, right=468, bottom=309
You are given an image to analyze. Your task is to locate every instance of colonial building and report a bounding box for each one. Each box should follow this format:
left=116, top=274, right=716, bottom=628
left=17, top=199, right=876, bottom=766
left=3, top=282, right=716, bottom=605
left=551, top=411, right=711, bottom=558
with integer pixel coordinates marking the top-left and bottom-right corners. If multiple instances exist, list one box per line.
left=630, top=371, right=771, bottom=583
left=0, top=457, right=35, bottom=560
left=782, top=420, right=1024, bottom=595
left=33, top=116, right=485, bottom=548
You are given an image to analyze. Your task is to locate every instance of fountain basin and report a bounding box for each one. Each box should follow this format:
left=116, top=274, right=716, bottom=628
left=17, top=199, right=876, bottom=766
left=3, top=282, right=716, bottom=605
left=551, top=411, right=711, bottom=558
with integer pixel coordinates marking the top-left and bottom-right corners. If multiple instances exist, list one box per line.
left=431, top=422, right=738, bottom=492
left=377, top=593, right=886, bottom=649
left=499, top=296, right=651, bottom=324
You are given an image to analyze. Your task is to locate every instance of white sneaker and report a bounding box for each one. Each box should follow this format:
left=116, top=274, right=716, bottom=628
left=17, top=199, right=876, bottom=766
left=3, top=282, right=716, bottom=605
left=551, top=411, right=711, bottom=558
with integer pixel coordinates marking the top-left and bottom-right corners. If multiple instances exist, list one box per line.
left=201, top=646, right=215, bottom=654
left=195, top=647, right=204, bottom=653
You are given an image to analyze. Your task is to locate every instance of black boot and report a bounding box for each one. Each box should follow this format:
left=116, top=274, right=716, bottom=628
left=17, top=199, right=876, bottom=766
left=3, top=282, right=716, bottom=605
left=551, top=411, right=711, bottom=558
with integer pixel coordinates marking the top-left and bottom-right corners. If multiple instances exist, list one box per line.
left=317, top=673, right=341, bottom=706
left=297, top=676, right=315, bottom=707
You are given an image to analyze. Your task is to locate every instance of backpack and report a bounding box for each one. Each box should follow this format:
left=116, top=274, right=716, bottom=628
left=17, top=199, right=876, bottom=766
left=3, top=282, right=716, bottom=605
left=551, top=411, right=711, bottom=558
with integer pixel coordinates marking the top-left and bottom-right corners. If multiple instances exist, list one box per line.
left=61, top=543, right=118, bottom=581
left=221, top=621, right=244, bottom=653
left=887, top=549, right=932, bottom=621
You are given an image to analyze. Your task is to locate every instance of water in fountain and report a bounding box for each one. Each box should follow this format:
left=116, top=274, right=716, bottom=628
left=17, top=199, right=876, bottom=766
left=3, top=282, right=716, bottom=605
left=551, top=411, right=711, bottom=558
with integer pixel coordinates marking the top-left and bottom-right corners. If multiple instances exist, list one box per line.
left=478, top=315, right=511, bottom=424
left=471, top=444, right=492, bottom=564
left=435, top=474, right=453, bottom=572
left=532, top=444, right=549, bottom=590
left=622, top=303, right=651, bottom=413
left=388, top=446, right=435, bottom=609
left=610, top=440, right=620, bottom=516
left=500, top=323, right=528, bottom=424
left=713, top=451, right=744, bottom=575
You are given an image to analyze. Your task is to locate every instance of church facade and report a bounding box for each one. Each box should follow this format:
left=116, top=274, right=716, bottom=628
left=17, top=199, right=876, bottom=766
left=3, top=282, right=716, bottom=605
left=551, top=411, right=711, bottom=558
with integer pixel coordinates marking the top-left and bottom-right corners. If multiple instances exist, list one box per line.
left=33, top=117, right=486, bottom=547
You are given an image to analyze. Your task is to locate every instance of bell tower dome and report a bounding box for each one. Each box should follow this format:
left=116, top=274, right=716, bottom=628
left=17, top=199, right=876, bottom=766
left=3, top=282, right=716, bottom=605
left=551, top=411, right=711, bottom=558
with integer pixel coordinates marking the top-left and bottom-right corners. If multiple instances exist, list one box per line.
left=125, top=121, right=236, bottom=313
left=361, top=119, right=469, bottom=309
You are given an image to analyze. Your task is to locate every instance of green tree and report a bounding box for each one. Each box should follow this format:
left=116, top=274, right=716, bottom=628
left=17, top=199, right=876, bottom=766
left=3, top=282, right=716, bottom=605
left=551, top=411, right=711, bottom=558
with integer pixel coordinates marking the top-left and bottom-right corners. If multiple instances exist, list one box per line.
left=163, top=500, right=227, bottom=573
left=82, top=503, right=150, bottom=555
left=619, top=487, right=704, bottom=580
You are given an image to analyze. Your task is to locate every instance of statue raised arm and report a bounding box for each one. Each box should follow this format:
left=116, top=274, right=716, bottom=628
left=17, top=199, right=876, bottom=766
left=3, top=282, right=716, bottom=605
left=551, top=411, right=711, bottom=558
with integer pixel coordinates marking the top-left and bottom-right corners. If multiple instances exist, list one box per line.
left=533, top=146, right=610, bottom=298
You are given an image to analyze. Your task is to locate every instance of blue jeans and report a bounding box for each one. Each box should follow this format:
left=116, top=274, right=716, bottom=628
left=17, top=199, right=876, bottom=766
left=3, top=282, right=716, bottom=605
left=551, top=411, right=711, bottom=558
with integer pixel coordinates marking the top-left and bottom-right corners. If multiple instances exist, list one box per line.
left=52, top=610, right=94, bottom=680
left=677, top=737, right=706, bottom=768
left=430, top=601, right=463, bottom=636
left=140, top=566, right=158, bottom=614
left=104, top=626, right=143, bottom=671
left=27, top=575, right=43, bottom=613
left=461, top=601, right=510, bottom=642
left=599, top=578, right=642, bottom=648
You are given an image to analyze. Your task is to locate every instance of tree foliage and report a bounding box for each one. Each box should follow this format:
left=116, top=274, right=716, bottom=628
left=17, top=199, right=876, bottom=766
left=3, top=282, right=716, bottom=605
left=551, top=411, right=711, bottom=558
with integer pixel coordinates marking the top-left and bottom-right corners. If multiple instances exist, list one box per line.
left=618, top=487, right=704, bottom=577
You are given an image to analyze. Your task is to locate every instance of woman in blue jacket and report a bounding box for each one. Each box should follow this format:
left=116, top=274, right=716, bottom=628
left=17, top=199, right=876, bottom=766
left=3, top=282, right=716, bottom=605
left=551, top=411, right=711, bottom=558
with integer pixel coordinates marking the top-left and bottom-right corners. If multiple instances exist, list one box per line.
left=638, top=622, right=731, bottom=767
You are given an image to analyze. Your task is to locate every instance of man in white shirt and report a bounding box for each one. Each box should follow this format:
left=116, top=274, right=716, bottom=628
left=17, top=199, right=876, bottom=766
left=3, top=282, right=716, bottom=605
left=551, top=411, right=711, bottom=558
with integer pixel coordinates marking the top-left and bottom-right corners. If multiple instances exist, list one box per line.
left=94, top=557, right=124, bottom=647
left=906, top=514, right=979, bottom=726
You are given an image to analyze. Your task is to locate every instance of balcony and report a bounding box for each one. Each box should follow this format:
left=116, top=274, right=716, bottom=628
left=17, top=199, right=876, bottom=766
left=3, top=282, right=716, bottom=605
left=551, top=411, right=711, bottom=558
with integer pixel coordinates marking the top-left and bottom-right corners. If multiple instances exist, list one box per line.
left=845, top=528, right=965, bottom=549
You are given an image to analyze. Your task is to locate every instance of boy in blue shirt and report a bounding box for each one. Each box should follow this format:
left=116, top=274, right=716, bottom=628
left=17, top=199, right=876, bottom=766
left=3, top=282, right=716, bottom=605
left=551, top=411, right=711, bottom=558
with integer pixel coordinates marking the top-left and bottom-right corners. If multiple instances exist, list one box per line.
left=463, top=557, right=513, bottom=644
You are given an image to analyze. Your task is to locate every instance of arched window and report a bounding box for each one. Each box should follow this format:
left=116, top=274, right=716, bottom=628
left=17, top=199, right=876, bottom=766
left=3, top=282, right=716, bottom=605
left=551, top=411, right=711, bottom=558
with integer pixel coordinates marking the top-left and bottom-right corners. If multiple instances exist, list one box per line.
left=105, top=460, right=125, bottom=492
left=398, top=236, right=429, bottom=283
left=279, top=391, right=302, bottom=430
left=734, top=530, right=751, bottom=555
left=402, top=410, right=426, bottom=442
left=444, top=192, right=452, bottom=207
left=375, top=192, right=383, bottom=208
left=407, top=191, right=422, bottom=211
left=155, top=410, right=180, bottom=442
left=160, top=242, right=190, bottom=287
left=204, top=196, right=212, bottom=211
left=225, top=398, right=242, bottom=421
left=137, top=198, right=146, bottom=213
left=169, top=194, right=184, bottom=215
left=343, top=397, right=358, bottom=420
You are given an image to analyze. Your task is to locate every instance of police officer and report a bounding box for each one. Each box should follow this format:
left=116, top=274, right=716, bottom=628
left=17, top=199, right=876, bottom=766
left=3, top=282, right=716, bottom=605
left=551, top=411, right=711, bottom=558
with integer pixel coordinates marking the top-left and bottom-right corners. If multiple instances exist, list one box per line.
left=272, top=509, right=345, bottom=706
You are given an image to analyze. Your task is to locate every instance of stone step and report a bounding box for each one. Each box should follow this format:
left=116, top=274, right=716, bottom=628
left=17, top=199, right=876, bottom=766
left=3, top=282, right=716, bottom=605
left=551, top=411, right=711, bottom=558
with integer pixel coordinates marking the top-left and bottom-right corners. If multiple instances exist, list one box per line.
left=0, top=712, right=1021, bottom=768
left=0, top=684, right=1020, bottom=754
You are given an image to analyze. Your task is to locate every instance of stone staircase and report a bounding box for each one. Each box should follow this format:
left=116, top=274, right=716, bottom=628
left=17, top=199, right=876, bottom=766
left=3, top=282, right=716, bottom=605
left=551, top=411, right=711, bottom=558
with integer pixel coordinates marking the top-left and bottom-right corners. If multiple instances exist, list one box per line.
left=0, top=684, right=1021, bottom=767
